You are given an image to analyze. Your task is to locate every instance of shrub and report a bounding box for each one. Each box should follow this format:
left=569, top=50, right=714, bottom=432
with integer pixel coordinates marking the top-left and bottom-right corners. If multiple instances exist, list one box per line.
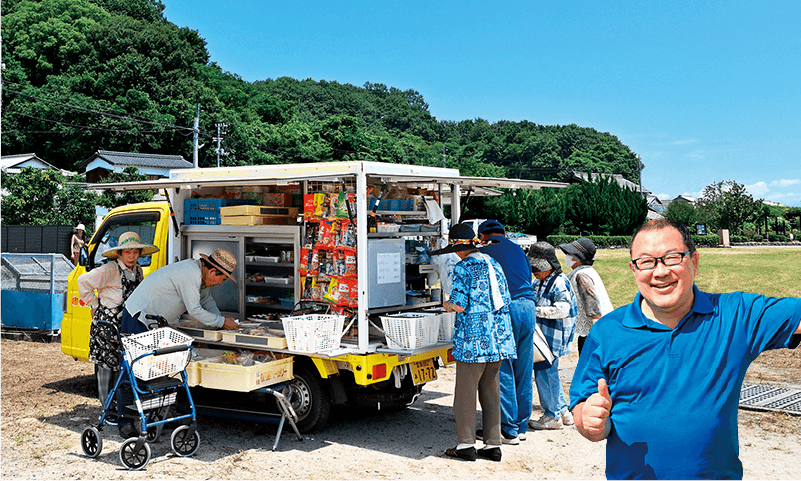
left=692, top=234, right=722, bottom=247
left=730, top=235, right=748, bottom=243
left=768, top=234, right=788, bottom=242
left=753, top=234, right=764, bottom=242
left=546, top=235, right=630, bottom=248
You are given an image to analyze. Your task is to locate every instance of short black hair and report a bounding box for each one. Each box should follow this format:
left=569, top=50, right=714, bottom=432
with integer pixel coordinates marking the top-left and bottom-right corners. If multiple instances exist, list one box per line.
left=630, top=219, right=696, bottom=254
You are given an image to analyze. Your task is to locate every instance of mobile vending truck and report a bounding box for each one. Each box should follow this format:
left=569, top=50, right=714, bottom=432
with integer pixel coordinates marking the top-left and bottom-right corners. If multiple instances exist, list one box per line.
left=61, top=161, right=565, bottom=433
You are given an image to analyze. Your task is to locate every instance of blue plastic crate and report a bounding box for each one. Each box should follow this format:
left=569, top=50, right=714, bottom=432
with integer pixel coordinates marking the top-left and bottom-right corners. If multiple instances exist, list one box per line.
left=184, top=198, right=257, bottom=225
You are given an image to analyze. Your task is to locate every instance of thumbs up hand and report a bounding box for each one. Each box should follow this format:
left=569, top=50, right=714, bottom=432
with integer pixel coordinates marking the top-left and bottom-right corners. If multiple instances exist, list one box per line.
left=575, top=378, right=612, bottom=442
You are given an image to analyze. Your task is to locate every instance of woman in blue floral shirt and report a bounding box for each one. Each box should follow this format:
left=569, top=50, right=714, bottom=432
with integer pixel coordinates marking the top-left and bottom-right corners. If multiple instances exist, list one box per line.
left=433, top=223, right=516, bottom=462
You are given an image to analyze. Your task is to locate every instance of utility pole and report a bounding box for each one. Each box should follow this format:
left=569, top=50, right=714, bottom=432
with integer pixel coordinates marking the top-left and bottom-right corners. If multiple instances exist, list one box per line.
left=442, top=145, right=446, bottom=169
left=192, top=104, right=200, bottom=168
left=214, top=123, right=228, bottom=167
left=637, top=154, right=644, bottom=199
left=0, top=35, right=6, bottom=161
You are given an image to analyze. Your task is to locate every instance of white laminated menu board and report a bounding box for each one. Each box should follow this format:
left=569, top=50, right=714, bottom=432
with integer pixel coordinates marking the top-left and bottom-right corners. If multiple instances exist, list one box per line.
left=367, top=239, right=406, bottom=308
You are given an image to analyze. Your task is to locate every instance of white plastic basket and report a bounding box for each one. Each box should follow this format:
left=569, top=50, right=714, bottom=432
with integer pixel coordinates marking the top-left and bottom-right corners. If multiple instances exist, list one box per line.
left=380, top=312, right=440, bottom=349
left=421, top=307, right=456, bottom=342
left=122, top=327, right=194, bottom=381
left=281, top=314, right=345, bottom=353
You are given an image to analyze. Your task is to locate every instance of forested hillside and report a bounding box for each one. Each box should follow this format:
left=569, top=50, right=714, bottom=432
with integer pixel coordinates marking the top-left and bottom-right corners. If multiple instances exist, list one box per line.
left=1, top=0, right=641, bottom=184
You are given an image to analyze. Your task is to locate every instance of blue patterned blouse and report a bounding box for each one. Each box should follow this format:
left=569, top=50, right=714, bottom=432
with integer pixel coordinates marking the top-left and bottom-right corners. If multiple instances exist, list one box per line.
left=449, top=253, right=517, bottom=363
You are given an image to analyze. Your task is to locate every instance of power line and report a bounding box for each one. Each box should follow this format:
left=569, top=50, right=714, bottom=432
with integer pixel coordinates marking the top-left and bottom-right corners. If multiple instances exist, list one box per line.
left=2, top=81, right=212, bottom=137
left=2, top=108, right=175, bottom=134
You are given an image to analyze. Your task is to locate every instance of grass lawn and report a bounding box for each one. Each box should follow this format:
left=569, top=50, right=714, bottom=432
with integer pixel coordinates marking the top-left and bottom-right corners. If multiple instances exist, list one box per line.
left=591, top=247, right=801, bottom=309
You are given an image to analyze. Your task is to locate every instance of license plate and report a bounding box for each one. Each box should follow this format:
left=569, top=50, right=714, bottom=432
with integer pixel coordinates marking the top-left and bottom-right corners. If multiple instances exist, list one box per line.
left=410, top=358, right=437, bottom=385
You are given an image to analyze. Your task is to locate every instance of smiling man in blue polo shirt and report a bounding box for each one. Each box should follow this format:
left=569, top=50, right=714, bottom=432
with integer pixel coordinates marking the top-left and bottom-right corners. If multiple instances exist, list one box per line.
left=569, top=219, right=801, bottom=480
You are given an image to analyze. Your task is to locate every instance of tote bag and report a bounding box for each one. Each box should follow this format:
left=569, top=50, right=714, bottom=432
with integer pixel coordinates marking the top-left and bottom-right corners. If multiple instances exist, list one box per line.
left=532, top=323, right=556, bottom=370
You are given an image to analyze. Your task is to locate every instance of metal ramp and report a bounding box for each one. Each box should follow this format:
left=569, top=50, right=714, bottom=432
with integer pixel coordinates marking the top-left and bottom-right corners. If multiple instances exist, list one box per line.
left=740, top=383, right=801, bottom=415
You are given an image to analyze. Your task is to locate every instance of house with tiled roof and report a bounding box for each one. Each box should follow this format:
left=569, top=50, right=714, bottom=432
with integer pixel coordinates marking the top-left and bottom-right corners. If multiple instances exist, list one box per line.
left=1, top=153, right=74, bottom=175
left=79, top=150, right=192, bottom=183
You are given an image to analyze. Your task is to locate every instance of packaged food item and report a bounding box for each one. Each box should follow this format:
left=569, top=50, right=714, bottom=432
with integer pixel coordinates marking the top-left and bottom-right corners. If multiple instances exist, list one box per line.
left=323, top=277, right=341, bottom=304
left=339, top=221, right=357, bottom=247
left=348, top=277, right=359, bottom=307
left=342, top=248, right=357, bottom=276
left=298, top=248, right=311, bottom=273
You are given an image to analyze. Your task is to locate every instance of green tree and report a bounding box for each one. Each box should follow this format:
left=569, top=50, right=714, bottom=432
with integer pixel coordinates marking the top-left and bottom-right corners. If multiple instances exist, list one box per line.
left=664, top=200, right=697, bottom=228
left=564, top=175, right=647, bottom=235
left=96, top=166, right=156, bottom=208
left=696, top=180, right=762, bottom=235
left=0, top=167, right=98, bottom=226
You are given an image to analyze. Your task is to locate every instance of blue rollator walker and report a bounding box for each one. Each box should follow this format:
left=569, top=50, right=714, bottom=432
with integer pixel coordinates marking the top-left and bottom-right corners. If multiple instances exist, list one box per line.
left=80, top=315, right=200, bottom=470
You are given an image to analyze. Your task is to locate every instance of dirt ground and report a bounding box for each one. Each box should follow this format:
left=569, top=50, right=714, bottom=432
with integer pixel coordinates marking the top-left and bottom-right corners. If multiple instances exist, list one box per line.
left=1, top=338, right=800, bottom=480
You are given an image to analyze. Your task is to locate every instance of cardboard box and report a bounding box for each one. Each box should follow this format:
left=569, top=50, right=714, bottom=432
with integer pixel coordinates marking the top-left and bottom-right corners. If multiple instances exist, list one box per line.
left=221, top=215, right=295, bottom=226
left=262, top=193, right=292, bottom=207
left=220, top=205, right=299, bottom=217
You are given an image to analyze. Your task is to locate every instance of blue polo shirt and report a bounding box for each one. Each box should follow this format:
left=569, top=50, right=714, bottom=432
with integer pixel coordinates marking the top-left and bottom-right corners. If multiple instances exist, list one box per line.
left=569, top=286, right=801, bottom=480
left=479, top=235, right=536, bottom=301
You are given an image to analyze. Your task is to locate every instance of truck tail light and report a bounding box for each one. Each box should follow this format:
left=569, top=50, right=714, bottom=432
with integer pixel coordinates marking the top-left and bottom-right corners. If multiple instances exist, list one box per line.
left=446, top=349, right=454, bottom=363
left=372, top=363, right=387, bottom=380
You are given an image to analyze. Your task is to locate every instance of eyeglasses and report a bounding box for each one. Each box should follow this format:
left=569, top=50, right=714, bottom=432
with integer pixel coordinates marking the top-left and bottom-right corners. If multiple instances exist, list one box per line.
left=631, top=251, right=692, bottom=271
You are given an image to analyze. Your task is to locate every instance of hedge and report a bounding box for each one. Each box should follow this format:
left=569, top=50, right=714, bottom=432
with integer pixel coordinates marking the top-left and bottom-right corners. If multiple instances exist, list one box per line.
left=545, top=233, right=723, bottom=248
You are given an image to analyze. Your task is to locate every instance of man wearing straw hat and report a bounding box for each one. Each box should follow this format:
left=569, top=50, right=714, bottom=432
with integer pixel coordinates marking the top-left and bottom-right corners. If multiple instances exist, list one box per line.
left=120, top=248, right=240, bottom=335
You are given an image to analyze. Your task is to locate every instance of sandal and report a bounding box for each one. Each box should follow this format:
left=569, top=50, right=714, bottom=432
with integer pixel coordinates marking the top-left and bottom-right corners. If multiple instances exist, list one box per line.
left=444, top=446, right=477, bottom=461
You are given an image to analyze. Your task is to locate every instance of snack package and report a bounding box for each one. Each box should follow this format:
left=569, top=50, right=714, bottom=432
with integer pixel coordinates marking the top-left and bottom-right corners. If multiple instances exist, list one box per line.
left=335, top=191, right=349, bottom=219
left=313, top=193, right=326, bottom=219
left=304, top=194, right=317, bottom=220
left=310, top=249, right=320, bottom=275
left=339, top=221, right=357, bottom=247
left=326, top=192, right=339, bottom=220
left=304, top=222, right=319, bottom=248
left=323, top=277, right=341, bottom=304
left=342, top=247, right=357, bottom=276
left=335, top=249, right=347, bottom=276
left=347, top=277, right=358, bottom=307
left=314, top=279, right=328, bottom=302
left=337, top=279, right=350, bottom=306
left=299, top=248, right=311, bottom=274
left=319, top=221, right=337, bottom=247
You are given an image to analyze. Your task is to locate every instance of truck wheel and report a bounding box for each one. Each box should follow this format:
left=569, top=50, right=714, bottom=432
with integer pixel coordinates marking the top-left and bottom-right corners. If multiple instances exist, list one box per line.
left=286, top=364, right=330, bottom=433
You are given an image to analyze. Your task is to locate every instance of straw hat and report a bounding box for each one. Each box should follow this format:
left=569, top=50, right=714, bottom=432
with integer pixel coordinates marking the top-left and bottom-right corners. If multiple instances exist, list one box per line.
left=199, top=248, right=237, bottom=282
left=102, top=231, right=160, bottom=258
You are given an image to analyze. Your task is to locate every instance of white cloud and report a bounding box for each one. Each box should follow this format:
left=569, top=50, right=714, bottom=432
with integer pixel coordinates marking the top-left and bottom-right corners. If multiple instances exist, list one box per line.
left=772, top=179, right=800, bottom=187
left=746, top=181, right=769, bottom=197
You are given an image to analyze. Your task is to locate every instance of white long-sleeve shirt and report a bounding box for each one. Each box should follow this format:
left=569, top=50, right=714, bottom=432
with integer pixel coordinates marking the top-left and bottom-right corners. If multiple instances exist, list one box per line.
left=124, top=259, right=224, bottom=328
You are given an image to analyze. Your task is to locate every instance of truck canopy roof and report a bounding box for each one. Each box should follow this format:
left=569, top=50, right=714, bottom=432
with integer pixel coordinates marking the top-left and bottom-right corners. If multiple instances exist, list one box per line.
left=90, top=161, right=567, bottom=198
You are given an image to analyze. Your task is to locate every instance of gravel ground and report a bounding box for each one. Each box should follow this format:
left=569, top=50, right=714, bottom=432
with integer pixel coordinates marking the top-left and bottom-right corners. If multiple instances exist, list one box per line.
left=1, top=338, right=800, bottom=479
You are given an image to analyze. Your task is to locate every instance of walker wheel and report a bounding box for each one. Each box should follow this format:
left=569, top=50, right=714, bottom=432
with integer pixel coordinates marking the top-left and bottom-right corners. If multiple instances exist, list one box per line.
left=81, top=427, right=103, bottom=458
left=170, top=425, right=200, bottom=457
left=119, top=438, right=151, bottom=470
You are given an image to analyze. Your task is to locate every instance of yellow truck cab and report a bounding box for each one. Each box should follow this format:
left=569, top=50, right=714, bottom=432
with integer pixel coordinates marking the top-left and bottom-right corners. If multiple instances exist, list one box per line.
left=61, top=161, right=564, bottom=432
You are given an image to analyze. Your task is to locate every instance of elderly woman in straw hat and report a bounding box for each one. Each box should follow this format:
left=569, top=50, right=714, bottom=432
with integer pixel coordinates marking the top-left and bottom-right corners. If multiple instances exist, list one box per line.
left=77, top=231, right=159, bottom=406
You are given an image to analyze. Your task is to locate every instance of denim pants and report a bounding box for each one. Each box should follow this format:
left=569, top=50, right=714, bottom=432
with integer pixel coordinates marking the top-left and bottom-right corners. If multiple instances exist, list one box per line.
left=534, top=356, right=568, bottom=418
left=499, top=298, right=537, bottom=436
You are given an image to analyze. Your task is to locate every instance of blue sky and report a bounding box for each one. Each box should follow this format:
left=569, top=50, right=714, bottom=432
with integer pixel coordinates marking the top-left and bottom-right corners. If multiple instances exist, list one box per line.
left=163, top=0, right=801, bottom=206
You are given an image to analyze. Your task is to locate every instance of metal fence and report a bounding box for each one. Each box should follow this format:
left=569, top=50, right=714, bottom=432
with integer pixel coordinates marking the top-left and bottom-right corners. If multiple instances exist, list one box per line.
left=1, top=225, right=75, bottom=261
left=1, top=253, right=72, bottom=332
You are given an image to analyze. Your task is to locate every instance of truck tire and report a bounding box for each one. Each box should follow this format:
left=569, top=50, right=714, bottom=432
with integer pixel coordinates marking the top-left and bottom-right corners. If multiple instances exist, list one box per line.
left=287, top=364, right=330, bottom=433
